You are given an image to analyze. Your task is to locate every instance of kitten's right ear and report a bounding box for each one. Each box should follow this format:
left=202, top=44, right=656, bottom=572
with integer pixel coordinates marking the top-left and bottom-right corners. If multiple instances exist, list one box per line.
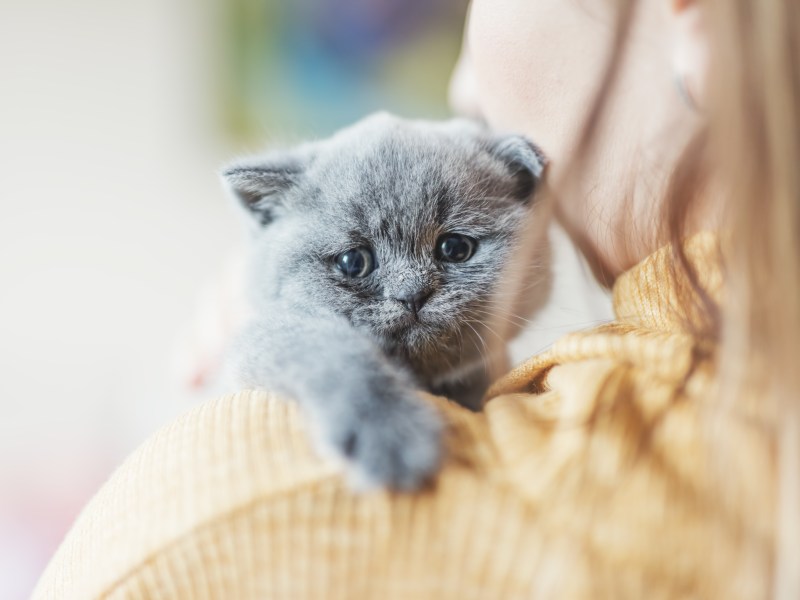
left=487, top=135, right=547, bottom=202
left=222, top=152, right=308, bottom=226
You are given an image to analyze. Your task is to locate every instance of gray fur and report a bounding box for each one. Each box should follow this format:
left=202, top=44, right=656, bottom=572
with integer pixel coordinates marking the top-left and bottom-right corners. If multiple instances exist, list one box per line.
left=223, top=112, right=548, bottom=490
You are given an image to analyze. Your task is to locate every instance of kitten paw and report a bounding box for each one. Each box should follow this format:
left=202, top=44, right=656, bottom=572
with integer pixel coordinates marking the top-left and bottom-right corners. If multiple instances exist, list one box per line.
left=322, top=392, right=444, bottom=492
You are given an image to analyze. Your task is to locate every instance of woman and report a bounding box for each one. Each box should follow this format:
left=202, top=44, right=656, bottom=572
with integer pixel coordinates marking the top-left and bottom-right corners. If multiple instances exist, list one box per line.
left=34, top=0, right=798, bottom=598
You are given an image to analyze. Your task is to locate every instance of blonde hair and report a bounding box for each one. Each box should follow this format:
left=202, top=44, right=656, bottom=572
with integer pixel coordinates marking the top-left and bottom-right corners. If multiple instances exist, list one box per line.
left=565, top=0, right=800, bottom=596
left=711, top=2, right=800, bottom=597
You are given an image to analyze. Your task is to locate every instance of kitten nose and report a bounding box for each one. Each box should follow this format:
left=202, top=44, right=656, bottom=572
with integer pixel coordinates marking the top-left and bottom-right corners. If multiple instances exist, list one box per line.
left=395, top=289, right=432, bottom=316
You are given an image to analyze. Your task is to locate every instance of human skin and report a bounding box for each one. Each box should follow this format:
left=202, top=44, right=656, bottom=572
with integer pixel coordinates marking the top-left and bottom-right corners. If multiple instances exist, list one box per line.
left=451, top=0, right=710, bottom=279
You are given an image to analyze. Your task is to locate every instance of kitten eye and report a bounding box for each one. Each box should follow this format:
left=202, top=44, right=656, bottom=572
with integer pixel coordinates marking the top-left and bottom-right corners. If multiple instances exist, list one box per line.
left=335, top=247, right=375, bottom=278
left=436, top=233, right=477, bottom=263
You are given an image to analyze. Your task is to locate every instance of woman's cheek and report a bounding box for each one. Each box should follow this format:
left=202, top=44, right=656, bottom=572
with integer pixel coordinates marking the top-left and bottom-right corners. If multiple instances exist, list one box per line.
left=467, top=0, right=613, bottom=164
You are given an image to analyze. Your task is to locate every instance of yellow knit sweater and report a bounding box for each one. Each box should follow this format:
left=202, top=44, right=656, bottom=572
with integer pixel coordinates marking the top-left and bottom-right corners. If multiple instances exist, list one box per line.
left=34, top=233, right=774, bottom=599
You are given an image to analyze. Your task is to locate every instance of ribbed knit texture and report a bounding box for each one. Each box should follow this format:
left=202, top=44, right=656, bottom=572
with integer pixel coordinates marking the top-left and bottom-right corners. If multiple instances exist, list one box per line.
left=34, top=232, right=774, bottom=599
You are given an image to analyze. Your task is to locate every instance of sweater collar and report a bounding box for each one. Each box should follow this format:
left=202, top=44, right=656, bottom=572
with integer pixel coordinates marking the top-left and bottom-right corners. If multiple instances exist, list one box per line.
left=612, top=231, right=723, bottom=335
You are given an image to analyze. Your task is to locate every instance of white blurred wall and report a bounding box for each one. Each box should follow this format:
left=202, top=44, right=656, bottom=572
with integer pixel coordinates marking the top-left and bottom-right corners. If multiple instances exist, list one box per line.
left=0, top=1, right=239, bottom=596
left=0, top=0, right=238, bottom=460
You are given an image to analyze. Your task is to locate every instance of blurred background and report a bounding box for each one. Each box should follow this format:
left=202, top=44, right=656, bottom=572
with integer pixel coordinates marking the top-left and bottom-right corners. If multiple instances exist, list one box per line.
left=0, top=0, right=610, bottom=597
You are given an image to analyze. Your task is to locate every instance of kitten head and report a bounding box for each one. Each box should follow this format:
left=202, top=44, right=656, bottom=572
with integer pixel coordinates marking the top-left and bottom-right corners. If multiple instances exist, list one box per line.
left=223, top=113, right=548, bottom=381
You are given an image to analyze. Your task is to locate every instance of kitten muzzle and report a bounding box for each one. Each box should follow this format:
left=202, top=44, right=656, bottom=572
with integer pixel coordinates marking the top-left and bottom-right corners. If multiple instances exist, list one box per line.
left=394, top=289, right=432, bottom=319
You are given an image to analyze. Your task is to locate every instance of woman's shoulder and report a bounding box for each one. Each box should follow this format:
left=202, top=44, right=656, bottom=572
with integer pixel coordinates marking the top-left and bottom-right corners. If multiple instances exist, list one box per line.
left=30, top=390, right=555, bottom=599
left=481, top=232, right=773, bottom=597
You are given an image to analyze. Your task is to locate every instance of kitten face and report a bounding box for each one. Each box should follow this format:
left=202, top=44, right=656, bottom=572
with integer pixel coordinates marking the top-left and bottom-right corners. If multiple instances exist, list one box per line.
left=224, top=113, right=546, bottom=382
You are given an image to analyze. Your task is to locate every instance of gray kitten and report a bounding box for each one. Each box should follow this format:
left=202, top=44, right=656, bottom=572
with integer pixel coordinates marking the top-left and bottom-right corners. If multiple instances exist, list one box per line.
left=223, top=113, right=548, bottom=490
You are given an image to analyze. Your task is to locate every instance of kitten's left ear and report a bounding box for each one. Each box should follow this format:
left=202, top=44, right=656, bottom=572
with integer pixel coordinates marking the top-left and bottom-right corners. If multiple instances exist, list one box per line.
left=222, top=149, right=311, bottom=226
left=488, top=136, right=547, bottom=202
